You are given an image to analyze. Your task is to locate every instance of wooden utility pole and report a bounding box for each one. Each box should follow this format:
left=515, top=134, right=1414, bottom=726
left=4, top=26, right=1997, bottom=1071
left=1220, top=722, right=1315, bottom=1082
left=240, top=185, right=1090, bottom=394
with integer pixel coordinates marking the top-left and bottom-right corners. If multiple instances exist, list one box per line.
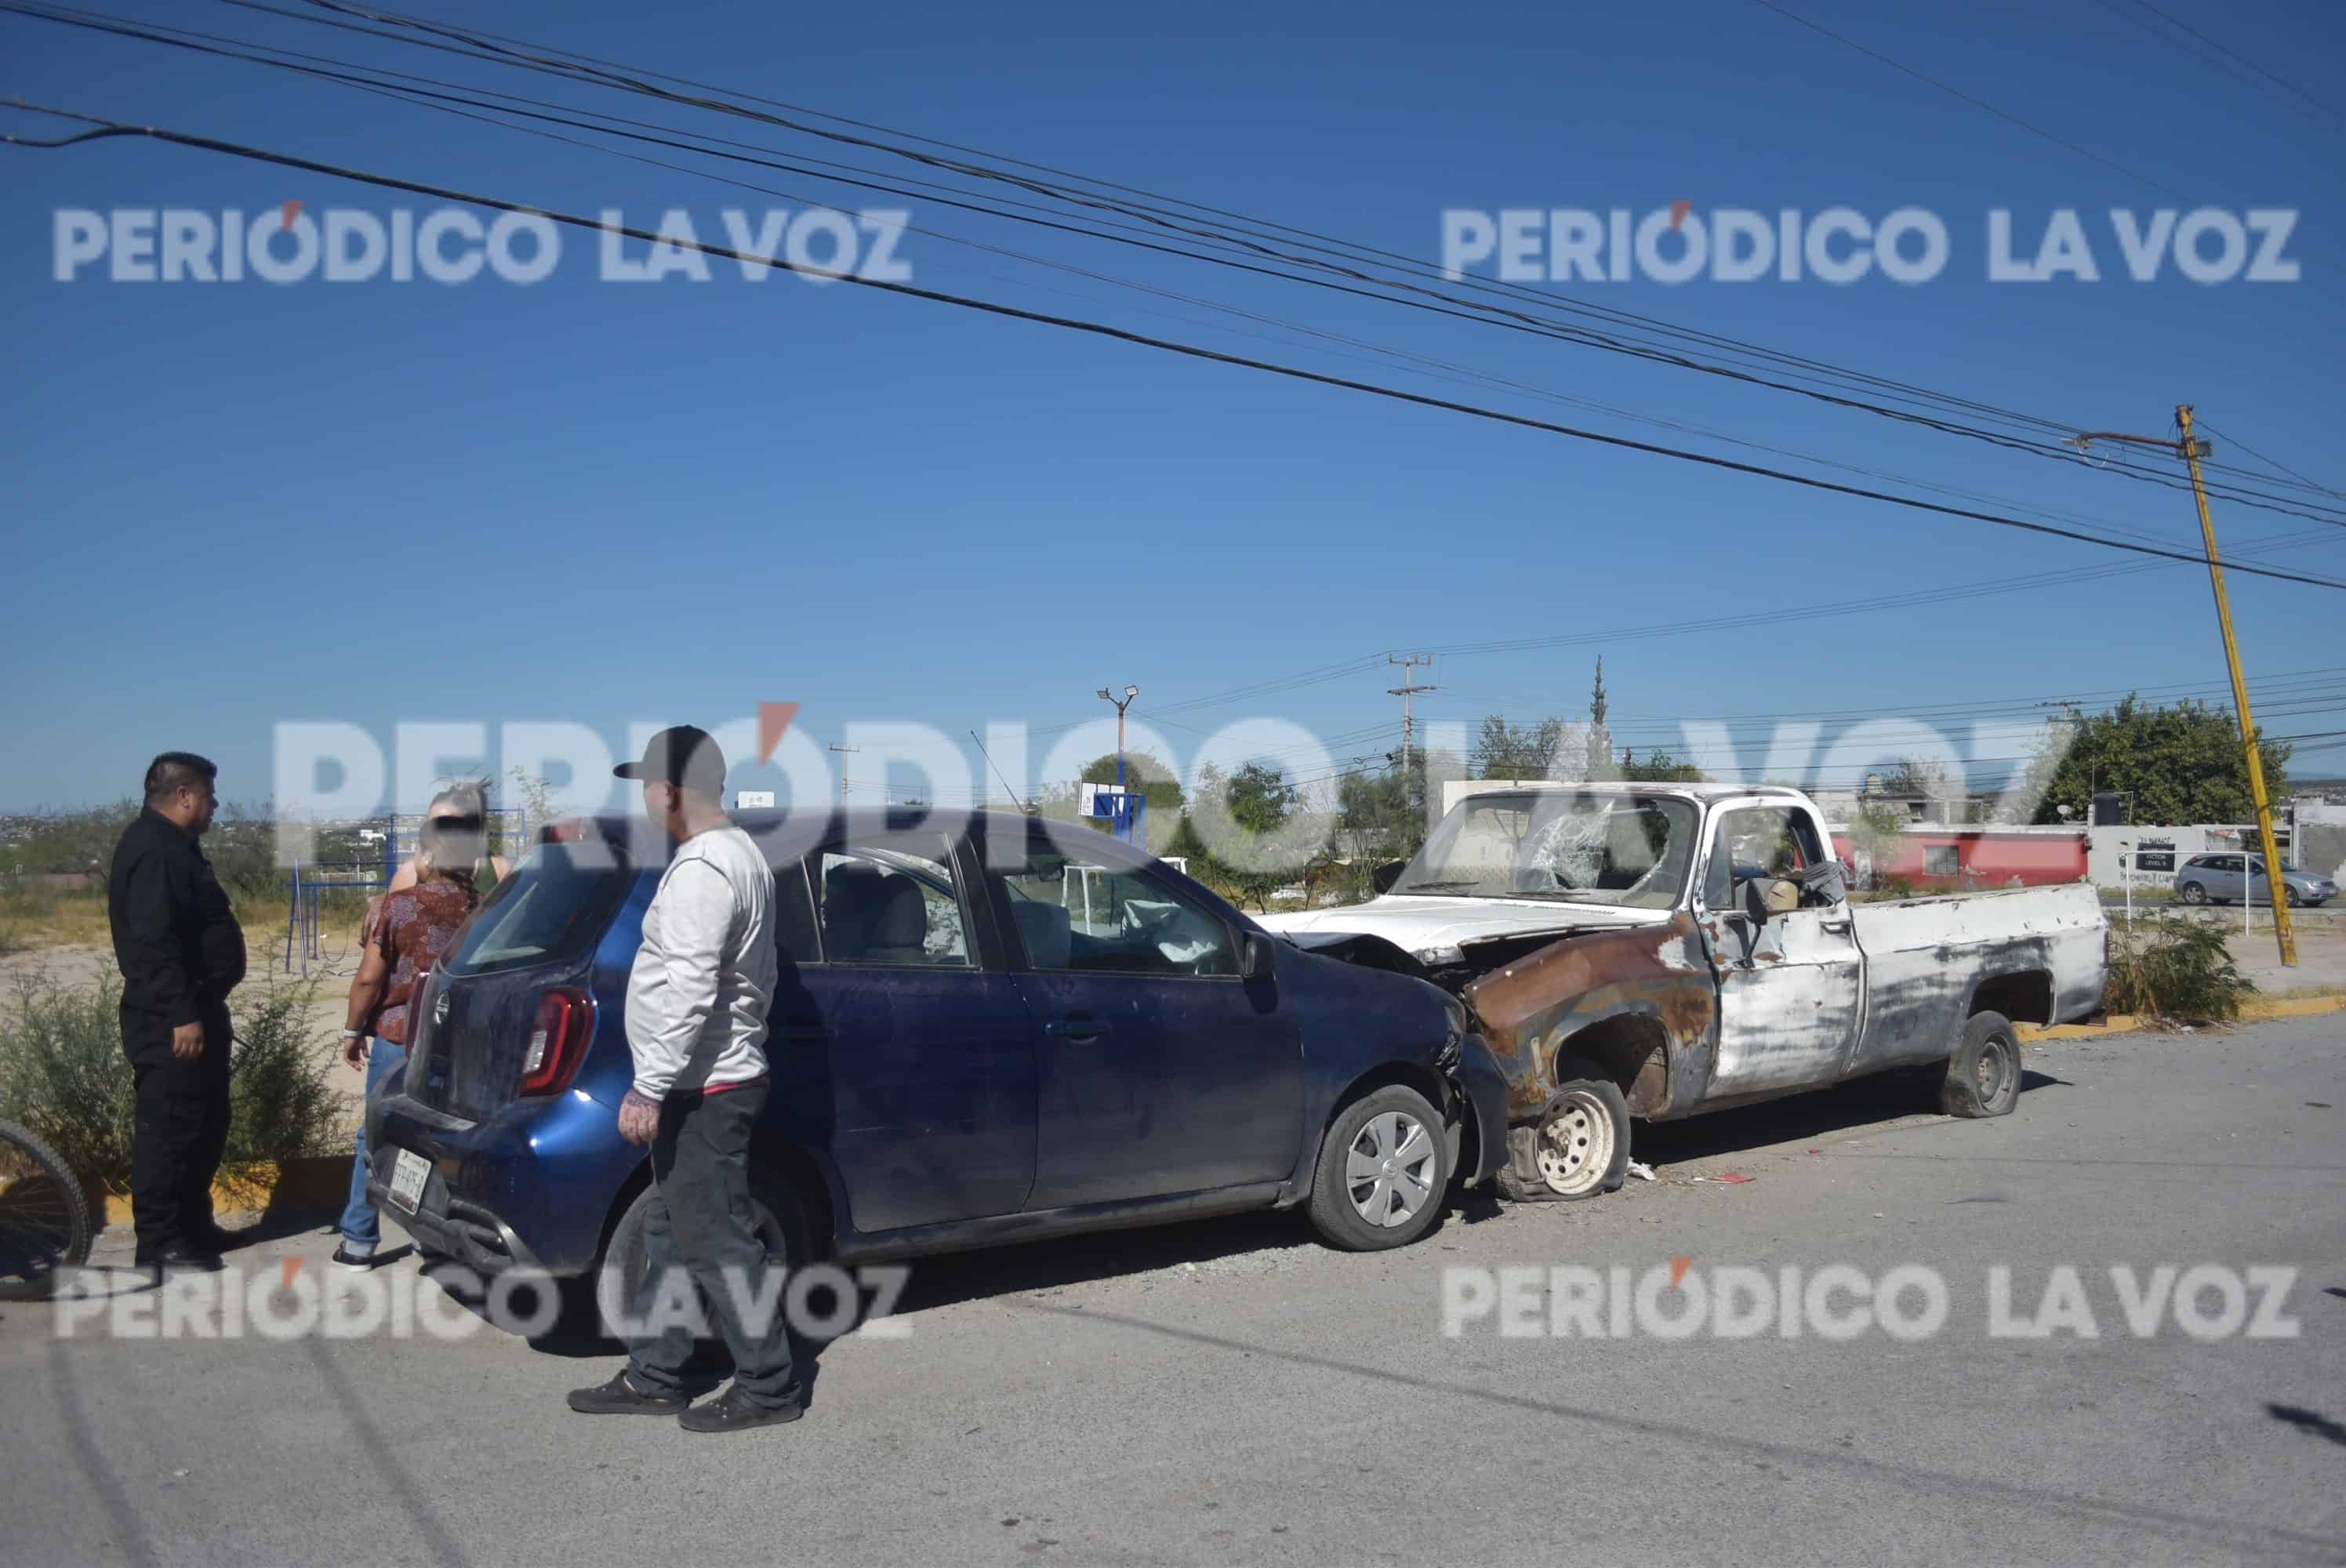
left=2073, top=408, right=2295, bottom=966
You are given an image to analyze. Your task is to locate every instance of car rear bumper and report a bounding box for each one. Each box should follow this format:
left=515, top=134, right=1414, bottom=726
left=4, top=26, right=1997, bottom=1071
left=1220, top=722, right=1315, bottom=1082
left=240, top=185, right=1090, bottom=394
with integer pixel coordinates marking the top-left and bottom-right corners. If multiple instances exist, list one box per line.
left=365, top=1088, right=634, bottom=1279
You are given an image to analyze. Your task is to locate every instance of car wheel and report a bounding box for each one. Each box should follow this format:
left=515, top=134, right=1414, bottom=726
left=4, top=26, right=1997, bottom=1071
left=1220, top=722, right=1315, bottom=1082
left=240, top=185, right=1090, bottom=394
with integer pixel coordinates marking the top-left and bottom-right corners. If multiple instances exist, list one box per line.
left=1939, top=1011, right=2022, bottom=1118
left=594, top=1167, right=809, bottom=1337
left=2283, top=885, right=2301, bottom=908
left=1506, top=1056, right=1632, bottom=1203
left=2179, top=881, right=2208, bottom=905
left=1307, top=1083, right=1450, bottom=1251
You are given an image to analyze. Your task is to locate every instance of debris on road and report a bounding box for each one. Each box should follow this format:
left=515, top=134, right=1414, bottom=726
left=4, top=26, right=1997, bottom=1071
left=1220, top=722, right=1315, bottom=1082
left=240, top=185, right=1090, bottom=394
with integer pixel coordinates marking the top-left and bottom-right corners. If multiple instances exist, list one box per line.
left=1691, top=1172, right=1756, bottom=1185
left=1627, top=1159, right=1658, bottom=1181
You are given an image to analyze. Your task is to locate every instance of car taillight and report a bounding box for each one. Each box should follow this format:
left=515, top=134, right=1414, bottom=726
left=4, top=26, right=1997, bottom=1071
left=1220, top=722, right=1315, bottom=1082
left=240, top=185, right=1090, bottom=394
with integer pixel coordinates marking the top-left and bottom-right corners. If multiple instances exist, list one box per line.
left=518, top=986, right=593, bottom=1096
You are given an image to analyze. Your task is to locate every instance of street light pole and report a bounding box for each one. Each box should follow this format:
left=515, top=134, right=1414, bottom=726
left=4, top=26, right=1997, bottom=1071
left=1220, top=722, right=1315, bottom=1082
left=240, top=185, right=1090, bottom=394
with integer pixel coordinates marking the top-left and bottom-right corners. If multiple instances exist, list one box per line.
left=1097, top=684, right=1139, bottom=788
left=1096, top=684, right=1141, bottom=840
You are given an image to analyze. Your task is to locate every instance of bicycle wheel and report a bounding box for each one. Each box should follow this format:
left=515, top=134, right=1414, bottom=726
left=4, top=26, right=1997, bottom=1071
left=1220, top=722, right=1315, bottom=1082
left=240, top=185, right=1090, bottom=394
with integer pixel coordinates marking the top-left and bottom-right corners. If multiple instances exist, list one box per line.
left=0, top=1119, right=94, bottom=1300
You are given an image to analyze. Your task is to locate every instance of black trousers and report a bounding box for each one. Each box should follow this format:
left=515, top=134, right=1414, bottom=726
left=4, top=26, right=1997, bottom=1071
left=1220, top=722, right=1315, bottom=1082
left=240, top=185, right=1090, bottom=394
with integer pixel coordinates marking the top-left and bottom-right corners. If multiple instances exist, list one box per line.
left=120, top=1000, right=233, bottom=1260
left=624, top=1083, right=800, bottom=1408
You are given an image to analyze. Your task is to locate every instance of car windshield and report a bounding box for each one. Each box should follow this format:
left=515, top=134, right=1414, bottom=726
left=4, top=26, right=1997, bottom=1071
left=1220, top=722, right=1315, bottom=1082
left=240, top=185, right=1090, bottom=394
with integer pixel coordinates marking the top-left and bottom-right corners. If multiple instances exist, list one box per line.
left=1390, top=790, right=1699, bottom=909
left=443, top=836, right=635, bottom=977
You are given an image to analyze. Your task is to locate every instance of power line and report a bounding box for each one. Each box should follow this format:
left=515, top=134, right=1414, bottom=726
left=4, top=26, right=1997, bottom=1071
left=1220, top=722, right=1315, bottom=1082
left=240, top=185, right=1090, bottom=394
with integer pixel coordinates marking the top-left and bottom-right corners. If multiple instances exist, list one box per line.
left=2118, top=0, right=2346, bottom=126
left=1747, top=0, right=2195, bottom=203
left=15, top=107, right=2344, bottom=591
left=55, top=0, right=2336, bottom=528
left=2192, top=420, right=2346, bottom=503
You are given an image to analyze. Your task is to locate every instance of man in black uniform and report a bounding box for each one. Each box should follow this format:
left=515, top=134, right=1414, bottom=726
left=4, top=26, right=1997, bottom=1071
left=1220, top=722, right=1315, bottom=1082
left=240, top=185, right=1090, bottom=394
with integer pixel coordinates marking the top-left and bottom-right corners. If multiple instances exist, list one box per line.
left=107, top=753, right=246, bottom=1274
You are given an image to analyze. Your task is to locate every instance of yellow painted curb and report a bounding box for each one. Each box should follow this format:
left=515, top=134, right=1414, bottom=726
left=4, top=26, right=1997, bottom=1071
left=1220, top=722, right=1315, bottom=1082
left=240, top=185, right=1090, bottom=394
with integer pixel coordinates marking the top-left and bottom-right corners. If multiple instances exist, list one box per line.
left=2019, top=1016, right=2141, bottom=1041
left=2247, top=994, right=2346, bottom=1020
left=98, top=1154, right=354, bottom=1225
left=2018, top=992, right=2344, bottom=1043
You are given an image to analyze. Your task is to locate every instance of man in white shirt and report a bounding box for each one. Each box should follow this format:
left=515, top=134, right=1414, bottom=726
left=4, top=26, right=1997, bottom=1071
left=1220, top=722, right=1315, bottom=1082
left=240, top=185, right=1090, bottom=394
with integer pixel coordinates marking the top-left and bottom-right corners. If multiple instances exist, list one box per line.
left=568, top=727, right=801, bottom=1432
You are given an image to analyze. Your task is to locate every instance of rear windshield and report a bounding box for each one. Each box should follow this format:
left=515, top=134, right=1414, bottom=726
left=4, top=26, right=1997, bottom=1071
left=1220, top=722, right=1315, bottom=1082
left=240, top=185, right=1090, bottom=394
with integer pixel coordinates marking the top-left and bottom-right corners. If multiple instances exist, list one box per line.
left=443, top=838, right=634, bottom=978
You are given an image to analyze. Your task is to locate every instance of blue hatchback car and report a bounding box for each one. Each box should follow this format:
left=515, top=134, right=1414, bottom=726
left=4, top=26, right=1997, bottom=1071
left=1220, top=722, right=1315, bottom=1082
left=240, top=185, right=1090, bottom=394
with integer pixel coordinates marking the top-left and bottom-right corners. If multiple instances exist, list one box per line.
left=366, top=808, right=1509, bottom=1299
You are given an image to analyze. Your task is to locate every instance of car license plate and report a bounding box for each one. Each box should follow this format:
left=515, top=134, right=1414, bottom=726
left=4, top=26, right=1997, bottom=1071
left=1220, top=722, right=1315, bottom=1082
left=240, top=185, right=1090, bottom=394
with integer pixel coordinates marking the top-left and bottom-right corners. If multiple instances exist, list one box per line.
left=388, top=1149, right=430, bottom=1213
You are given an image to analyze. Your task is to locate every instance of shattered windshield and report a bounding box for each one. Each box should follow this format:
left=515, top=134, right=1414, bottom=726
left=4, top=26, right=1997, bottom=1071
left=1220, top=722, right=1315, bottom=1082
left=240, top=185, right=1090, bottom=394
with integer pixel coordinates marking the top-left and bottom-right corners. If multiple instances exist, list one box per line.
left=1391, top=790, right=1698, bottom=909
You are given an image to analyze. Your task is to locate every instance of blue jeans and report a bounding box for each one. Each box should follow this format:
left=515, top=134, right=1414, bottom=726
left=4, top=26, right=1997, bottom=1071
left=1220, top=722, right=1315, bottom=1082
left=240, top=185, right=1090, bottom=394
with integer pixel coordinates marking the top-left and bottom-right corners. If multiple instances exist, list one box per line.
left=338, top=1037, right=408, bottom=1256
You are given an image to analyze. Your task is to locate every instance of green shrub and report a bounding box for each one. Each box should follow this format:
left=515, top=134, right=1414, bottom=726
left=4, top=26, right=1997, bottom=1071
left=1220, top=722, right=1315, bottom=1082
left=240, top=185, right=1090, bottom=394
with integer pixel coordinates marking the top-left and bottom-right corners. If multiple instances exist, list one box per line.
left=0, top=975, right=347, bottom=1190
left=225, top=984, right=344, bottom=1168
left=0, top=975, right=136, bottom=1190
left=2104, top=915, right=2255, bottom=1024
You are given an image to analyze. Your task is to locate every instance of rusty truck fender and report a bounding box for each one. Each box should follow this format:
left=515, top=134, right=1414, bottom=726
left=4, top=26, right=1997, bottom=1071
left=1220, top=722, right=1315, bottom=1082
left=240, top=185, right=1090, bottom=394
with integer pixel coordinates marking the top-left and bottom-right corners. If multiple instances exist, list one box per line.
left=1462, top=911, right=1719, bottom=1126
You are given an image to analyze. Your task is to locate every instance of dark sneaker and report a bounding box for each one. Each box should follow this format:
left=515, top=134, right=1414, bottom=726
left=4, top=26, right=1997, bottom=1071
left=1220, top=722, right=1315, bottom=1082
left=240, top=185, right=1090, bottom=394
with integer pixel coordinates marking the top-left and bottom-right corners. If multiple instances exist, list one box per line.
left=331, top=1245, right=384, bottom=1272
left=190, top=1223, right=248, bottom=1254
left=141, top=1243, right=224, bottom=1278
left=567, top=1371, right=692, bottom=1416
left=677, top=1384, right=804, bottom=1434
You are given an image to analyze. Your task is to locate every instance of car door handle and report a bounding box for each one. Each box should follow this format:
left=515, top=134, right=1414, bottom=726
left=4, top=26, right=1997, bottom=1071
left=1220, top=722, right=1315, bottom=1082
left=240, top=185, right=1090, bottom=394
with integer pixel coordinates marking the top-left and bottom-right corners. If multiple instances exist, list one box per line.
left=1819, top=918, right=1853, bottom=935
left=1046, top=1018, right=1111, bottom=1043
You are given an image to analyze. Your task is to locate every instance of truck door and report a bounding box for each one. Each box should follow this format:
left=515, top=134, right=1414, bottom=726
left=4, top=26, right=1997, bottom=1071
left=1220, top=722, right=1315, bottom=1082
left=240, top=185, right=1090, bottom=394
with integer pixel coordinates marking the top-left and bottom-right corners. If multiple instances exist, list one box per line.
left=1694, top=800, right=1865, bottom=1095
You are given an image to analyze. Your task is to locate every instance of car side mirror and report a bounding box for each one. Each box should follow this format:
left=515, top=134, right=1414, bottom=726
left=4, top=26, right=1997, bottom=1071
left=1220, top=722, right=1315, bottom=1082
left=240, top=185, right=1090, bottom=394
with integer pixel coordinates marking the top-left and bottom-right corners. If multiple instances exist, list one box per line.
left=1741, top=877, right=1771, bottom=927
left=1241, top=931, right=1275, bottom=981
left=1370, top=861, right=1406, bottom=895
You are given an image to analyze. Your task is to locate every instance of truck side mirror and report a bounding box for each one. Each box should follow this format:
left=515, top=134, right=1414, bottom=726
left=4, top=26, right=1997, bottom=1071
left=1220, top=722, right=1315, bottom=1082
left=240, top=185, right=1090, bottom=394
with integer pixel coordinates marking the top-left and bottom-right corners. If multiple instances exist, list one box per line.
left=1370, top=861, right=1406, bottom=895
left=1742, top=877, right=1771, bottom=927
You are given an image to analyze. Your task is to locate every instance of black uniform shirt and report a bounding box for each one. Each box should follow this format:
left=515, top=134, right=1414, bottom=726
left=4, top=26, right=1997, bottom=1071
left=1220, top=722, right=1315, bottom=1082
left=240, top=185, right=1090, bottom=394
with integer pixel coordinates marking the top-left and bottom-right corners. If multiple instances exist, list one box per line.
left=107, top=808, right=248, bottom=1026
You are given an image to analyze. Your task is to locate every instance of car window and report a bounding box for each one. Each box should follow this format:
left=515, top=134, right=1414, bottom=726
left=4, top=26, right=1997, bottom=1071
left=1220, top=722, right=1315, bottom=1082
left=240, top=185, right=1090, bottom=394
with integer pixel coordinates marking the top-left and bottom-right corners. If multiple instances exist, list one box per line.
left=444, top=837, right=634, bottom=977
left=987, top=838, right=1237, bottom=978
left=810, top=833, right=970, bottom=967
left=1701, top=806, right=1825, bottom=909
left=1392, top=791, right=1696, bottom=907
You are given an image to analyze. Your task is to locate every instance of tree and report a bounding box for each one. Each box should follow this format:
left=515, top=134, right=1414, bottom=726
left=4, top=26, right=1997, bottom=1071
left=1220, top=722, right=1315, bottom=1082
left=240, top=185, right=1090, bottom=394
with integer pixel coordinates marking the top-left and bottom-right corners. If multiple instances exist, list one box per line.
left=1585, top=656, right=1614, bottom=781
left=1225, top=761, right=1298, bottom=836
left=1473, top=715, right=1565, bottom=780
left=1618, top=749, right=1706, bottom=783
left=1338, top=746, right=1430, bottom=860
left=1844, top=800, right=1908, bottom=877
left=2025, top=697, right=2291, bottom=826
left=1177, top=760, right=1313, bottom=912
left=1078, top=750, right=1185, bottom=818
left=1878, top=757, right=1957, bottom=801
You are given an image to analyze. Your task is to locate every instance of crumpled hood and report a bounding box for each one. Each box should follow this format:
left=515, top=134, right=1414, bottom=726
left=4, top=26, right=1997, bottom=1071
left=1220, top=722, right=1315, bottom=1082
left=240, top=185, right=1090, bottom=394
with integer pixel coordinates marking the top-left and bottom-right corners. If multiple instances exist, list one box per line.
left=1257, top=895, right=1669, bottom=954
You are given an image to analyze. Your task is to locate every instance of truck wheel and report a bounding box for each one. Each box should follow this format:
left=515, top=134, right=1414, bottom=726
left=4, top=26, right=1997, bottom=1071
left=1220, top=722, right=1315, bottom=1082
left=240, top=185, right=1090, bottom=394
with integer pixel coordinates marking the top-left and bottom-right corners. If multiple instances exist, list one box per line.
left=1498, top=1058, right=1632, bottom=1202
left=1307, top=1084, right=1451, bottom=1251
left=1939, top=1011, right=2022, bottom=1119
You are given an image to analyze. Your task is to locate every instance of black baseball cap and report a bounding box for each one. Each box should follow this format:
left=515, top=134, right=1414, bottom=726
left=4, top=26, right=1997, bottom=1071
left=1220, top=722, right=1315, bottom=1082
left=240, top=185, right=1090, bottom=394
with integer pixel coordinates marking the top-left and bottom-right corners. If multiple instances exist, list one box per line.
left=614, top=725, right=728, bottom=795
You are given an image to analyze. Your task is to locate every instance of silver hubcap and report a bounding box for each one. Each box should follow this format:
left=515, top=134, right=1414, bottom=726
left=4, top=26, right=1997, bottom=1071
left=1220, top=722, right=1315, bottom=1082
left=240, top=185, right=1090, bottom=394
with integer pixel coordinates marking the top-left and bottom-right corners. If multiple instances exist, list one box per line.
left=1346, top=1112, right=1436, bottom=1228
left=1535, top=1091, right=1617, bottom=1196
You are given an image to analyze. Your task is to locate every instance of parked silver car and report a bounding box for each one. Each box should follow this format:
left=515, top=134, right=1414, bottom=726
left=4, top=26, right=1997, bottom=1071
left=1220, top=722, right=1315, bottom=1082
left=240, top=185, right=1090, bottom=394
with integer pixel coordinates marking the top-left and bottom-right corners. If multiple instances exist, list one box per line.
left=2174, top=852, right=2336, bottom=908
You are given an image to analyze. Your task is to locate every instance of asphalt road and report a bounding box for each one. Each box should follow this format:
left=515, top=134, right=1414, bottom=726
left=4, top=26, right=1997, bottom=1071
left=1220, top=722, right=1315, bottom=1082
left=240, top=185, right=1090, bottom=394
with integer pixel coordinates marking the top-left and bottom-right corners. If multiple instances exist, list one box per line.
left=6, top=1016, right=2342, bottom=1568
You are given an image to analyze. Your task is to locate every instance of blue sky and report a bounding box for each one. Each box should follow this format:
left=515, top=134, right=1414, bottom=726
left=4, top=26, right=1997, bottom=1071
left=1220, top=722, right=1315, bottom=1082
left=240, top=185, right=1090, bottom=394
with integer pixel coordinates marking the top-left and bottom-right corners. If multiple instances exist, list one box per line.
left=5, top=0, right=2342, bottom=813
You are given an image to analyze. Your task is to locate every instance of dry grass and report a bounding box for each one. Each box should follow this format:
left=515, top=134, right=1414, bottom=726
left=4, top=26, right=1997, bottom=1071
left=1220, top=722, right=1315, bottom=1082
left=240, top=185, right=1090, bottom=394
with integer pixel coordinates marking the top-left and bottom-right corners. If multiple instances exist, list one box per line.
left=0, top=887, right=341, bottom=955
left=0, top=890, right=113, bottom=949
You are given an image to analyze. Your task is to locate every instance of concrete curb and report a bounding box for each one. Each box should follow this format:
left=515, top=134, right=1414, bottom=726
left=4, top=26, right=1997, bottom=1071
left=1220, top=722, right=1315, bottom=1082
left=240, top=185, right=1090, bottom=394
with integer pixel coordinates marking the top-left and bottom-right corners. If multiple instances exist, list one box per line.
left=97, top=1154, right=354, bottom=1226
left=2018, top=992, right=2345, bottom=1042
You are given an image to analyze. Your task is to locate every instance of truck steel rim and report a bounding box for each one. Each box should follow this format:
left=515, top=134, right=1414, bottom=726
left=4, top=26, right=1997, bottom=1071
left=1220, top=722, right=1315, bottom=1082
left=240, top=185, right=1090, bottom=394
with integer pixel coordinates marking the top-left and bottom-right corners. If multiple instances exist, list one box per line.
left=1977, top=1036, right=2012, bottom=1105
left=1346, top=1111, right=1436, bottom=1227
left=1536, top=1092, right=1614, bottom=1196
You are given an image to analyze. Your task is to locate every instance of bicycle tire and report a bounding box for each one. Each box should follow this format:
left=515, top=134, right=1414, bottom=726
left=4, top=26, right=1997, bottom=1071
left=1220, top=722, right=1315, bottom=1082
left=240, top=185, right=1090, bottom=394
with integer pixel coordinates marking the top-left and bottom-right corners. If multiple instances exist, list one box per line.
left=0, top=1118, right=94, bottom=1300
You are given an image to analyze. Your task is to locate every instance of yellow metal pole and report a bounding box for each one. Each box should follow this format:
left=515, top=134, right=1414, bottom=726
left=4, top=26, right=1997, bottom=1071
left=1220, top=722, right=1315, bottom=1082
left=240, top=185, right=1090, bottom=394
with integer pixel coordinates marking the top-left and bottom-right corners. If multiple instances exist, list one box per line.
left=2176, top=404, right=2296, bottom=967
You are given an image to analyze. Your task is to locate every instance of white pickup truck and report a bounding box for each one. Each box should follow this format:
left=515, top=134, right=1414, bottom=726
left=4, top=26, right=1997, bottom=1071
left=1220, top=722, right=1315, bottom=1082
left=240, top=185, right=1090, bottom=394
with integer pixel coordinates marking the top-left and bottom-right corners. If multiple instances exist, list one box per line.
left=1258, top=783, right=2107, bottom=1203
